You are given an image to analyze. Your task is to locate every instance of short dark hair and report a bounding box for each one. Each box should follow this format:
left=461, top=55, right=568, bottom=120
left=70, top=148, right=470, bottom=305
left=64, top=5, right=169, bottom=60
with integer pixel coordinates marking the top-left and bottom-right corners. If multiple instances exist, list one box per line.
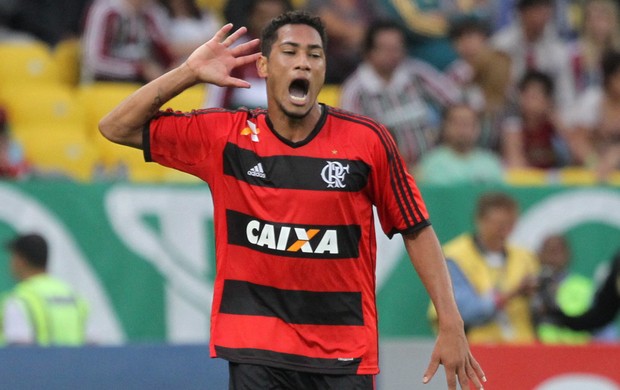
left=602, top=50, right=620, bottom=88
left=362, top=19, right=406, bottom=55
left=448, top=17, right=491, bottom=40
left=260, top=10, right=327, bottom=57
left=6, top=233, right=48, bottom=269
left=517, top=0, right=553, bottom=10
left=518, top=70, right=555, bottom=97
left=476, top=192, right=518, bottom=219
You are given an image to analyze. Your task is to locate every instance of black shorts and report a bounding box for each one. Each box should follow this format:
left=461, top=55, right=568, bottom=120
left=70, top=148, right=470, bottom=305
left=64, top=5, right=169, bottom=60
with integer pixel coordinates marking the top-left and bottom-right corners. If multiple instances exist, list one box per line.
left=228, top=362, right=375, bottom=390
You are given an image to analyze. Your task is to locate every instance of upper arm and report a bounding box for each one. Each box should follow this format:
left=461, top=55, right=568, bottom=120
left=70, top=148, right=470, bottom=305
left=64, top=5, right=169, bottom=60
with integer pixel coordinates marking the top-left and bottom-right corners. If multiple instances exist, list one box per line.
left=3, top=297, right=34, bottom=344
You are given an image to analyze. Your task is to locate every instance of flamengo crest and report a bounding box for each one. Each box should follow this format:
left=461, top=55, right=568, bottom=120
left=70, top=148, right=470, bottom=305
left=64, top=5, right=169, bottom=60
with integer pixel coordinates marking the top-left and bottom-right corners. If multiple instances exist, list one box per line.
left=321, top=161, right=349, bottom=189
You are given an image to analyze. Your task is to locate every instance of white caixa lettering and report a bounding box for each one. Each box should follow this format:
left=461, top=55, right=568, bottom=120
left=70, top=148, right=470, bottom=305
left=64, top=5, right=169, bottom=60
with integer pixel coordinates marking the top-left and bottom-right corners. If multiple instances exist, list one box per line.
left=246, top=220, right=339, bottom=254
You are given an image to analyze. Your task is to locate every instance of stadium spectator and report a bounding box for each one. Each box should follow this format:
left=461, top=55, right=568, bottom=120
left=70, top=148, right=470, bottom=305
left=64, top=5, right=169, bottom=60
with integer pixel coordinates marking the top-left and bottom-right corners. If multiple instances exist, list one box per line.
left=0, top=0, right=91, bottom=46
left=158, top=0, right=221, bottom=62
left=0, top=108, right=28, bottom=180
left=340, top=20, right=461, bottom=167
left=447, top=17, right=511, bottom=113
left=556, top=248, right=620, bottom=336
left=81, top=0, right=175, bottom=83
left=447, top=16, right=512, bottom=150
left=501, top=70, right=570, bottom=169
left=531, top=234, right=595, bottom=344
left=99, top=12, right=486, bottom=389
left=205, top=0, right=292, bottom=109
left=1, top=233, right=92, bottom=346
left=565, top=50, right=620, bottom=181
left=492, top=0, right=576, bottom=115
left=376, top=0, right=491, bottom=70
left=416, top=104, right=504, bottom=185
left=569, top=0, right=620, bottom=94
left=428, top=192, right=540, bottom=344
left=304, top=0, right=378, bottom=84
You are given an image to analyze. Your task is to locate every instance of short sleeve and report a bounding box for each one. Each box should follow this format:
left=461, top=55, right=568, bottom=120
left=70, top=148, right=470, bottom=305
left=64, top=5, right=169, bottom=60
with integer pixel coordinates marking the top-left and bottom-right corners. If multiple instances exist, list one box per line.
left=145, top=109, right=237, bottom=179
left=564, top=88, right=602, bottom=129
left=367, top=121, right=430, bottom=238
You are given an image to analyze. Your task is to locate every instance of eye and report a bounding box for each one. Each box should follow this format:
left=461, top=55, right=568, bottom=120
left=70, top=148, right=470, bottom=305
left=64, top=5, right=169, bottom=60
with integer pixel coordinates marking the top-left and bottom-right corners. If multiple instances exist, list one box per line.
left=283, top=50, right=295, bottom=55
left=310, top=53, right=322, bottom=58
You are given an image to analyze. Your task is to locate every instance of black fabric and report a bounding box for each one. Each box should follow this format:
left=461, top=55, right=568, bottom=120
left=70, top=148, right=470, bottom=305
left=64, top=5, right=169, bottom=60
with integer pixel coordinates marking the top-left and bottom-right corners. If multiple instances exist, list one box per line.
left=226, top=210, right=361, bottom=260
left=219, top=280, right=364, bottom=326
left=222, top=142, right=370, bottom=191
left=228, top=362, right=374, bottom=390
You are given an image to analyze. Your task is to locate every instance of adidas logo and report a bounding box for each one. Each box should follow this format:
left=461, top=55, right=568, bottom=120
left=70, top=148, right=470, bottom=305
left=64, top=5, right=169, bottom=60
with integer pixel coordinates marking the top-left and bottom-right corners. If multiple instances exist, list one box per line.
left=247, top=163, right=266, bottom=178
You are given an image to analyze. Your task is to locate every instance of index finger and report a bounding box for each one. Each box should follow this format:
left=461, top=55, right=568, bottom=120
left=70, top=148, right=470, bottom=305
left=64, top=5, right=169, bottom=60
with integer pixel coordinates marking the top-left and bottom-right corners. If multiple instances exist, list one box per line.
left=212, top=23, right=234, bottom=43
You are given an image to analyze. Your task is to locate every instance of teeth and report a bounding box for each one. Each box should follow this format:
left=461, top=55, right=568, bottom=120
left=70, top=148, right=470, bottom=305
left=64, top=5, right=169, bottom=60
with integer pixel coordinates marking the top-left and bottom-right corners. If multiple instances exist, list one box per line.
left=290, top=94, right=307, bottom=102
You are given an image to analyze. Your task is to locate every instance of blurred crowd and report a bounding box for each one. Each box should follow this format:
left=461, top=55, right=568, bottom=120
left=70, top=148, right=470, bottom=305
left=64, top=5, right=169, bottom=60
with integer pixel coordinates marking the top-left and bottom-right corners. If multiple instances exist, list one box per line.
left=0, top=0, right=620, bottom=183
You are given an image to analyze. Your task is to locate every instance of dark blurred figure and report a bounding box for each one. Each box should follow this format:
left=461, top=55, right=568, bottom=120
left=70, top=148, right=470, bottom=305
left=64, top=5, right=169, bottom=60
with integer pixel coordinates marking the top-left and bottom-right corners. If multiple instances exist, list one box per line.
left=304, top=0, right=377, bottom=84
left=0, top=0, right=92, bottom=46
left=0, top=108, right=28, bottom=179
left=531, top=235, right=595, bottom=344
left=556, top=249, right=620, bottom=335
left=501, top=70, right=570, bottom=169
left=81, top=0, right=175, bottom=83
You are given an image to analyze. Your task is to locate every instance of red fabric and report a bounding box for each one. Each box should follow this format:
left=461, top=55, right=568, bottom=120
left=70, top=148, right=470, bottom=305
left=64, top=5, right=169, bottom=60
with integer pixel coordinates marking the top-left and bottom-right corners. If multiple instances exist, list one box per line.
left=148, top=106, right=429, bottom=374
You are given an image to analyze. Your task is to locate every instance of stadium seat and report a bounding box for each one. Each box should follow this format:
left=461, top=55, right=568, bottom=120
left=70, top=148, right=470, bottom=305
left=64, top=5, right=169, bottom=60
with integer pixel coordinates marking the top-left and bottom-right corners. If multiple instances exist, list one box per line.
left=504, top=168, right=549, bottom=186
left=318, top=84, right=341, bottom=108
left=77, top=82, right=142, bottom=137
left=54, top=38, right=81, bottom=86
left=15, top=125, right=99, bottom=181
left=164, top=85, right=206, bottom=112
left=0, top=41, right=60, bottom=87
left=558, top=167, right=597, bottom=185
left=95, top=134, right=165, bottom=182
left=0, top=84, right=85, bottom=133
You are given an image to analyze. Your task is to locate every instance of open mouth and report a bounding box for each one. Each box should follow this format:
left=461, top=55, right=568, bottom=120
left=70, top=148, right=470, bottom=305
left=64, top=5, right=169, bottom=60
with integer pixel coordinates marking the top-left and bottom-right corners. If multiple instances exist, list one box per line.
left=288, top=78, right=309, bottom=103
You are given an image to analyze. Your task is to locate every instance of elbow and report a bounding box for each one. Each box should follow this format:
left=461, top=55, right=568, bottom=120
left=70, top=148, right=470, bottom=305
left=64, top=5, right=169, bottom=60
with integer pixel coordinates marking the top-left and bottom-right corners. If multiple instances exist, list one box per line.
left=98, top=115, right=121, bottom=144
left=98, top=114, right=143, bottom=147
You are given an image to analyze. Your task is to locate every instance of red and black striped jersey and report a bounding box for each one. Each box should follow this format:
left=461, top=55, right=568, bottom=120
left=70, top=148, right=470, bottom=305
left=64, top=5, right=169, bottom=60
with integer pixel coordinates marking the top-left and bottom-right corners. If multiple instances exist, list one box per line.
left=145, top=104, right=430, bottom=375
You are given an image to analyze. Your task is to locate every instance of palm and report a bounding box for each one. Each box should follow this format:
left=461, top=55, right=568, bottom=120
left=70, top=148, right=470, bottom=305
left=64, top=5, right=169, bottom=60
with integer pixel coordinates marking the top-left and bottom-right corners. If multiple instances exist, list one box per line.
left=186, top=24, right=261, bottom=88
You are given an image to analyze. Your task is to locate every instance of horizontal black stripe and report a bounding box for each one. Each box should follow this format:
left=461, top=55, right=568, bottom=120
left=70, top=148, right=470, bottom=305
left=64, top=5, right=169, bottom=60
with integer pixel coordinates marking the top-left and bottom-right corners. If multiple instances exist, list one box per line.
left=223, top=142, right=370, bottom=191
left=219, top=280, right=364, bottom=326
left=227, top=210, right=361, bottom=259
left=215, top=345, right=362, bottom=375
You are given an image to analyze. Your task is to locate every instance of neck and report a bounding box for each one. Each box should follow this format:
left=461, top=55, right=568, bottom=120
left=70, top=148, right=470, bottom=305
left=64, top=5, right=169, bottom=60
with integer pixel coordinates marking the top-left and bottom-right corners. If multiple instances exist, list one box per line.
left=267, top=103, right=322, bottom=142
left=478, top=234, right=503, bottom=253
left=19, top=268, right=45, bottom=281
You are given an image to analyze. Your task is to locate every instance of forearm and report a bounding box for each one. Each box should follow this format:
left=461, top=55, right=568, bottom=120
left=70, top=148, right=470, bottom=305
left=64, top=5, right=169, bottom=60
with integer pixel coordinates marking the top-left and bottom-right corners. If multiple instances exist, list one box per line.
left=98, top=63, right=198, bottom=148
left=404, top=227, right=463, bottom=330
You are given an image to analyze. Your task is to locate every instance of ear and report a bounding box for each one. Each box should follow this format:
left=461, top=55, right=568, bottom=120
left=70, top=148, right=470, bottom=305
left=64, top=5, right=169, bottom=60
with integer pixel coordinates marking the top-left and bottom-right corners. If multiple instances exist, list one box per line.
left=257, top=55, right=268, bottom=78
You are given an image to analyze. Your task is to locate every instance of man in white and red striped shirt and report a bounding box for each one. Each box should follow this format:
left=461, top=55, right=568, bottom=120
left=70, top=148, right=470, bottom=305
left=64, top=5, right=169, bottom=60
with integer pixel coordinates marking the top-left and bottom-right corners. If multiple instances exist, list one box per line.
left=340, top=20, right=461, bottom=167
left=81, top=0, right=174, bottom=83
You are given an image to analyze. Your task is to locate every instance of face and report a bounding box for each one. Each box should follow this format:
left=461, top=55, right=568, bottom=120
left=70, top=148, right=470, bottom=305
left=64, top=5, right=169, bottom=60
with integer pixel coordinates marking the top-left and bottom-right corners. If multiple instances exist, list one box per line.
left=585, top=1, right=617, bottom=42
left=476, top=207, right=518, bottom=251
left=520, top=4, right=553, bottom=38
left=367, top=29, right=406, bottom=77
left=538, top=235, right=570, bottom=271
left=258, top=24, right=325, bottom=119
left=442, top=106, right=479, bottom=151
left=520, top=81, right=552, bottom=116
left=454, top=32, right=486, bottom=62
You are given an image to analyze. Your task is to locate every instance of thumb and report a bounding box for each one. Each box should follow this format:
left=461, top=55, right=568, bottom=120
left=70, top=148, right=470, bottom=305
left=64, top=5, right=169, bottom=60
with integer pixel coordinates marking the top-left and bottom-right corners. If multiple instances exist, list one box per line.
left=423, top=353, right=440, bottom=384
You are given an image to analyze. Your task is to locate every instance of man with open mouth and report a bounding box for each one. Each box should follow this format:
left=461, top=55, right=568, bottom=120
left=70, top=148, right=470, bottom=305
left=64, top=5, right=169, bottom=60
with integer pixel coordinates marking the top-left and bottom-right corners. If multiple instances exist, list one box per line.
left=99, top=10, right=485, bottom=390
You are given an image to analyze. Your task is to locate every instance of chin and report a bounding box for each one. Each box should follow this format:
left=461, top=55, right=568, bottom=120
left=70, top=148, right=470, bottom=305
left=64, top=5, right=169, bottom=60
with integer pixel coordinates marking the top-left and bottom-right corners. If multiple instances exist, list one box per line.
left=279, top=102, right=314, bottom=120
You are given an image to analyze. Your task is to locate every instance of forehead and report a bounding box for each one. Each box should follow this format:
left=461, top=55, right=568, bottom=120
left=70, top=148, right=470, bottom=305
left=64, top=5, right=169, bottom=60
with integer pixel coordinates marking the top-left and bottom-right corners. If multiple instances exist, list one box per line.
left=274, top=24, right=323, bottom=48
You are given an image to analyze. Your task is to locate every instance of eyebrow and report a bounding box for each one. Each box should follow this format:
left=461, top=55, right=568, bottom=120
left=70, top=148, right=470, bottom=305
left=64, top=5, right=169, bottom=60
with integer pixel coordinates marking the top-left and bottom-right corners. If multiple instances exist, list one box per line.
left=279, top=41, right=324, bottom=50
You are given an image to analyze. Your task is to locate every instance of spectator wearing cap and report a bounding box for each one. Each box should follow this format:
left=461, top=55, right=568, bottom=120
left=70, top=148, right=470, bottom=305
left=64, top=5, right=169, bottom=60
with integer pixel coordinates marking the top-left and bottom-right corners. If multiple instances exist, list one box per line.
left=492, top=0, right=576, bottom=116
left=1, top=233, right=92, bottom=346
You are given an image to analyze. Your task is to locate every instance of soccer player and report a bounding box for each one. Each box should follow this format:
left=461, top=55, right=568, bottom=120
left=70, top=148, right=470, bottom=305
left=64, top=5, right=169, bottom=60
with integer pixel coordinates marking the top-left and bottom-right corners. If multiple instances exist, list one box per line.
left=99, top=11, right=485, bottom=390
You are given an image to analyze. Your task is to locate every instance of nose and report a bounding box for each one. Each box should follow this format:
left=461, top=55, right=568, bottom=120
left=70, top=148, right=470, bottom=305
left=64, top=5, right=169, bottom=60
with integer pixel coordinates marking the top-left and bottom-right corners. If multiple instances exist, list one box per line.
left=294, top=53, right=311, bottom=71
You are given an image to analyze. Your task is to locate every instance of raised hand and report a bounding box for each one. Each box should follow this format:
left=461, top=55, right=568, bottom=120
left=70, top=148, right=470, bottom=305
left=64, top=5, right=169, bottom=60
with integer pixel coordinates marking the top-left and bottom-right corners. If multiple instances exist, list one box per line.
left=185, top=24, right=262, bottom=88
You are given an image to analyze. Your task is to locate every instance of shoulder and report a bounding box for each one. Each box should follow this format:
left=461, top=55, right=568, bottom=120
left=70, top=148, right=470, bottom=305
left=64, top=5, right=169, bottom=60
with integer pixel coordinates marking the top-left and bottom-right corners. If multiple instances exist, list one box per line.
left=444, top=234, right=474, bottom=254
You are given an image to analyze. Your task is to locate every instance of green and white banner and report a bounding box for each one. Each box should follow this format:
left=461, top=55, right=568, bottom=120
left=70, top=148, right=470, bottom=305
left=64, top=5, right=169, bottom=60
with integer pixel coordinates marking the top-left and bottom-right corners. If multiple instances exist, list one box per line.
left=0, top=181, right=618, bottom=343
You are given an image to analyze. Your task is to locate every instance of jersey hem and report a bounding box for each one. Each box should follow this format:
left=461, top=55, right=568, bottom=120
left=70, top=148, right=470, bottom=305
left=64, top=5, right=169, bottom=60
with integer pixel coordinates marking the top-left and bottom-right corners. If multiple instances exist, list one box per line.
left=215, top=355, right=379, bottom=376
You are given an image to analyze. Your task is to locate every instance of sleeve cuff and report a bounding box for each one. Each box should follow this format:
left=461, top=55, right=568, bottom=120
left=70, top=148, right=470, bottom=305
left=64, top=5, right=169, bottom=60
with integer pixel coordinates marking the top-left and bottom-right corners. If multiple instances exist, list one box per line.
left=386, top=220, right=431, bottom=239
left=142, top=121, right=152, bottom=162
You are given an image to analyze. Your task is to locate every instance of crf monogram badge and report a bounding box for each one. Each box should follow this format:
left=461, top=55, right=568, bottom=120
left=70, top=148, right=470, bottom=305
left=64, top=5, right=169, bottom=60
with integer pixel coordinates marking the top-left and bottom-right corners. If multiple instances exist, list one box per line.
left=321, top=161, right=350, bottom=188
